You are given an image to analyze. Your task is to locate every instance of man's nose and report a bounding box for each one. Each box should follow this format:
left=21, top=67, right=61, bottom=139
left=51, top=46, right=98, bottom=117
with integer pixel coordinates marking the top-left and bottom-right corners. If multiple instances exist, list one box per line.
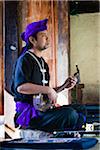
left=46, top=37, right=48, bottom=43
left=46, top=36, right=50, bottom=43
left=46, top=36, right=49, bottom=40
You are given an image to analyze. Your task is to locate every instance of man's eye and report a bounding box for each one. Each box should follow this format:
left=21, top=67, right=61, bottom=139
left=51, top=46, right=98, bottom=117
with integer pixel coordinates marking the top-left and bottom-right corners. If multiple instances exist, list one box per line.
left=42, top=35, right=45, bottom=37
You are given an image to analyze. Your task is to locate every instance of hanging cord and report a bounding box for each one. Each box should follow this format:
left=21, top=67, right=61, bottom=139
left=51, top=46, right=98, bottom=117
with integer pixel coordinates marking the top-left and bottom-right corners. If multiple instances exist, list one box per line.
left=26, top=50, right=48, bottom=87
left=26, top=50, right=51, bottom=111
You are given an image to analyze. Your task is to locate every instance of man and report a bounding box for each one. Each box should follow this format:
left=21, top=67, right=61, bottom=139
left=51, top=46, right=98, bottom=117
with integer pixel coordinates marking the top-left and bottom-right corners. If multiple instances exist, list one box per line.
left=11, top=19, right=86, bottom=132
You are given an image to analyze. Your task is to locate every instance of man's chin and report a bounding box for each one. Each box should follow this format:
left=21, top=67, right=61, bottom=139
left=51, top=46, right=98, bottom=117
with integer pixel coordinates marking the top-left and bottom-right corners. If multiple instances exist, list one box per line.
left=40, top=45, right=49, bottom=51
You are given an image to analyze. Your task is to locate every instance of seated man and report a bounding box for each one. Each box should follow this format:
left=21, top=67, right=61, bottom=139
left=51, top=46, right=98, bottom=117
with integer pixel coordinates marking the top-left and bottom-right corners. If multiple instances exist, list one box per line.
left=11, top=19, right=86, bottom=132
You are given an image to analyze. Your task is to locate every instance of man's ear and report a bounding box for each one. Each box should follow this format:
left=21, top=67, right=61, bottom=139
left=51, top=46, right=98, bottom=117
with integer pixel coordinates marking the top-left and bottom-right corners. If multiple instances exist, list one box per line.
left=29, top=36, right=37, bottom=45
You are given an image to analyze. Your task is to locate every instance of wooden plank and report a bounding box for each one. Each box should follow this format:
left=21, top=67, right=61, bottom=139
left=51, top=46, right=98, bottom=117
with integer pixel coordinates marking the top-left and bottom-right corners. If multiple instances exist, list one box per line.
left=0, top=1, right=4, bottom=114
left=5, top=1, right=18, bottom=94
left=57, top=1, right=69, bottom=86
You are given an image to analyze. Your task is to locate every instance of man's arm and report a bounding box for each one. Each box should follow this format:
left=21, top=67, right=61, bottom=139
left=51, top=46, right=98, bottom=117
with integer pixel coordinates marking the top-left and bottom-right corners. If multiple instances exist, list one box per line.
left=54, top=76, right=77, bottom=93
left=17, top=83, right=57, bottom=103
left=17, top=83, right=49, bottom=94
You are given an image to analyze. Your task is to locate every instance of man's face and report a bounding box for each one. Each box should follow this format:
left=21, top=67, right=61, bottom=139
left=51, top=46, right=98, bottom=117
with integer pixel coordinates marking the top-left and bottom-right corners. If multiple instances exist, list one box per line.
left=35, top=30, right=50, bottom=51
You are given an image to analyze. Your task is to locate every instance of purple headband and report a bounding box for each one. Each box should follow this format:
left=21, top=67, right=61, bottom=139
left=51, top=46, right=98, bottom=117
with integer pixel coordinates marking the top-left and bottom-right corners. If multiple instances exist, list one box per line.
left=21, top=18, right=48, bottom=43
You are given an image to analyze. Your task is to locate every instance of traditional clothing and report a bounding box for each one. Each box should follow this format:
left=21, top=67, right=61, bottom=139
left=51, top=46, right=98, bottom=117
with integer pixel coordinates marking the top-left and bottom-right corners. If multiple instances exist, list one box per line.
left=20, top=19, right=48, bottom=54
left=12, top=51, right=86, bottom=130
left=21, top=19, right=48, bottom=43
left=11, top=19, right=86, bottom=131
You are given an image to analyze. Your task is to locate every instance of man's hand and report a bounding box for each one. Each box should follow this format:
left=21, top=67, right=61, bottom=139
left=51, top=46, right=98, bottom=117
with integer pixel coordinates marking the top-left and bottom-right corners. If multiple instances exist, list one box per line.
left=63, top=76, right=77, bottom=90
left=47, top=88, right=58, bottom=105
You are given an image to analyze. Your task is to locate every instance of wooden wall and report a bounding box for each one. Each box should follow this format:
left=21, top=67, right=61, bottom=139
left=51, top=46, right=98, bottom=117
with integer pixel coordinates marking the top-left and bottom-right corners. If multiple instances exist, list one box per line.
left=4, top=1, right=70, bottom=103
left=0, top=2, right=4, bottom=114
left=17, top=0, right=69, bottom=88
left=17, top=0, right=58, bottom=88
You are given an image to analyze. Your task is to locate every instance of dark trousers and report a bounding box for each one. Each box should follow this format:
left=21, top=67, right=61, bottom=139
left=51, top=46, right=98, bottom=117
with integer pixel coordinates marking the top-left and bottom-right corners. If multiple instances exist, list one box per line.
left=29, top=104, right=86, bottom=132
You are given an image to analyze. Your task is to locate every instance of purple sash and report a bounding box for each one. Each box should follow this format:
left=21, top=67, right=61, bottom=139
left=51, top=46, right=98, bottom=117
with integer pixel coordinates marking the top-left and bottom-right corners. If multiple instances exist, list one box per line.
left=16, top=102, right=38, bottom=127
